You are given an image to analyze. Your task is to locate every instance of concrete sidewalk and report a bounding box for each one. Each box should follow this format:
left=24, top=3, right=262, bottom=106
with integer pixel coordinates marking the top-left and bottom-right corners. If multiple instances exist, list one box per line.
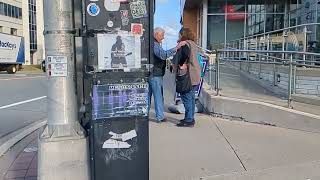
left=150, top=111, right=320, bottom=180
left=2, top=111, right=320, bottom=179
left=3, top=71, right=320, bottom=179
left=0, top=131, right=38, bottom=180
left=4, top=140, right=37, bottom=180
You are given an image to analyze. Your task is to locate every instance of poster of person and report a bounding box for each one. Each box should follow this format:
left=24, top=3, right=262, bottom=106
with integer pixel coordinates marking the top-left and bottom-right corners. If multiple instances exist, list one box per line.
left=98, top=34, right=141, bottom=70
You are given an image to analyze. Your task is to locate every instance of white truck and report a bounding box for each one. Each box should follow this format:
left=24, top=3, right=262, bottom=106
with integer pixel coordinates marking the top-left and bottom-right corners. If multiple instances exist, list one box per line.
left=0, top=33, right=25, bottom=74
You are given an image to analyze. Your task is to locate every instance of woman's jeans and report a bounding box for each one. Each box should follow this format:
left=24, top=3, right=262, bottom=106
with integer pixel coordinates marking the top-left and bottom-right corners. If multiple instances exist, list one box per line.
left=180, top=85, right=197, bottom=122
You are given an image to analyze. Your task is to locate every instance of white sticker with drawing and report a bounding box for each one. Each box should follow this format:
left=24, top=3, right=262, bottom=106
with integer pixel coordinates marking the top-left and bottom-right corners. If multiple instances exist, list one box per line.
left=103, top=139, right=131, bottom=149
left=109, top=130, right=137, bottom=142
left=102, top=130, right=137, bottom=149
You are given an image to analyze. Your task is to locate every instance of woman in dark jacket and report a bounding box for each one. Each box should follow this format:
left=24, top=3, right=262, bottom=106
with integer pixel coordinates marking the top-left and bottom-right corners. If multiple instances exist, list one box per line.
left=174, top=28, right=201, bottom=127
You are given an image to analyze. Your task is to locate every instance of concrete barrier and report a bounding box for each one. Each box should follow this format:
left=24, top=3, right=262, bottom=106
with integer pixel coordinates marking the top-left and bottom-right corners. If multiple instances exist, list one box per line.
left=200, top=83, right=320, bottom=133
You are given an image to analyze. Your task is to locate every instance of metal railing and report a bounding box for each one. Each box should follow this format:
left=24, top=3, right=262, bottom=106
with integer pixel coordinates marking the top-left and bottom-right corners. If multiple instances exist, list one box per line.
left=212, top=23, right=320, bottom=63
left=206, top=49, right=320, bottom=108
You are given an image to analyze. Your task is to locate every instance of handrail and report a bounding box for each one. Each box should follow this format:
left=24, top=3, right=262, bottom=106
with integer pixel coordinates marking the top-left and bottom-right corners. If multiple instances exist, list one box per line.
left=239, top=23, right=320, bottom=40
left=216, top=49, right=320, bottom=56
left=208, top=47, right=320, bottom=110
left=224, top=46, right=285, bottom=61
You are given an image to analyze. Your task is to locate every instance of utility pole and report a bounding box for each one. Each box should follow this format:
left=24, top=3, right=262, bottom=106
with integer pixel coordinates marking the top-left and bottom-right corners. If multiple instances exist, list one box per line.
left=38, top=0, right=89, bottom=179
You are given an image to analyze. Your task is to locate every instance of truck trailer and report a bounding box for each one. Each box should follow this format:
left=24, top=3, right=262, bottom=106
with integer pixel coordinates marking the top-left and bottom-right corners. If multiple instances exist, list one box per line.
left=0, top=33, right=25, bottom=74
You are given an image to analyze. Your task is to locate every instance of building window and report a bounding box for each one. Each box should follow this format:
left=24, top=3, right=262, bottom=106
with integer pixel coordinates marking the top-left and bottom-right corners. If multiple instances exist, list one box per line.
left=10, top=28, right=17, bottom=35
left=4, top=3, right=8, bottom=16
left=18, top=8, right=22, bottom=19
left=207, top=0, right=286, bottom=48
left=0, top=2, right=4, bottom=15
left=0, top=26, right=3, bottom=33
left=7, top=4, right=11, bottom=17
left=29, top=0, right=37, bottom=51
left=0, top=2, right=22, bottom=19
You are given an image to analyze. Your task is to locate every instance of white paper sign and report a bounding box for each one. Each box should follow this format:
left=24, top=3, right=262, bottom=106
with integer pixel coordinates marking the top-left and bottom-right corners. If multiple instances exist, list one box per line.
left=47, top=56, right=68, bottom=77
left=97, top=34, right=141, bottom=70
left=47, top=56, right=67, bottom=64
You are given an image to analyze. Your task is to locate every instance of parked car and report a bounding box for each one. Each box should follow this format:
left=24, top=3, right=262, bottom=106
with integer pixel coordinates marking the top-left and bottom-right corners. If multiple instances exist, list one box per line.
left=41, top=60, right=46, bottom=72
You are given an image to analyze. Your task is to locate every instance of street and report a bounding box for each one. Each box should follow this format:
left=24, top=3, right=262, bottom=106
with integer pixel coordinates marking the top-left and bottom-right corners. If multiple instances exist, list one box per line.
left=0, top=72, right=47, bottom=138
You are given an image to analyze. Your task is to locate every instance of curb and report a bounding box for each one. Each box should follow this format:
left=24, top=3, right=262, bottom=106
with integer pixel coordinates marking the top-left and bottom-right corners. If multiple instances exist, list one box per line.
left=292, top=94, right=320, bottom=106
left=0, top=120, right=47, bottom=157
left=200, top=83, right=320, bottom=133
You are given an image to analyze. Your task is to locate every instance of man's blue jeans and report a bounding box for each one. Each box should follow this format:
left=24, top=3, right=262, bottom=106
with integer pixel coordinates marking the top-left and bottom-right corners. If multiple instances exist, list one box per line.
left=180, top=86, right=196, bottom=122
left=148, top=76, right=165, bottom=121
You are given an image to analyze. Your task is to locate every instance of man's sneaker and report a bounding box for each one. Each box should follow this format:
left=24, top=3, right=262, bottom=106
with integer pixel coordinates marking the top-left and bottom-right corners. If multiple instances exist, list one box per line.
left=176, top=120, right=195, bottom=127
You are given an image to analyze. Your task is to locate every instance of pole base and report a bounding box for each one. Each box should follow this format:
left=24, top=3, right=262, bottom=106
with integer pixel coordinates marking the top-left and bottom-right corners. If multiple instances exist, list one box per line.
left=38, top=125, right=90, bottom=180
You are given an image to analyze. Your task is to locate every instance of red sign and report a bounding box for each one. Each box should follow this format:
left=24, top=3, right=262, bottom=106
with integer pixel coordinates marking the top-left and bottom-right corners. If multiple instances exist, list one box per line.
left=131, top=23, right=143, bottom=35
left=224, top=5, right=246, bottom=21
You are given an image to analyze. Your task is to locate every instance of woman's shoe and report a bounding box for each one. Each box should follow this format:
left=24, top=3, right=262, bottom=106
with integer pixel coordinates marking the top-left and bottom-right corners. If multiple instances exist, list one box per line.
left=176, top=120, right=195, bottom=127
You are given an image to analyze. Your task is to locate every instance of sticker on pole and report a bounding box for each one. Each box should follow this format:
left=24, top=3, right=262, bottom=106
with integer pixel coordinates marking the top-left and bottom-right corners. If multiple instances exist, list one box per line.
left=103, top=130, right=137, bottom=149
left=87, top=3, right=100, bottom=16
left=97, top=34, right=141, bottom=71
left=92, top=83, right=148, bottom=120
left=47, top=56, right=68, bottom=77
left=129, top=0, right=147, bottom=19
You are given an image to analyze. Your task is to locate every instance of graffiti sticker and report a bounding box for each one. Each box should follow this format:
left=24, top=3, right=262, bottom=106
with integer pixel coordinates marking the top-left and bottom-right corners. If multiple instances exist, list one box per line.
left=129, top=0, right=147, bottom=19
left=131, top=23, right=143, bottom=35
left=120, top=10, right=130, bottom=26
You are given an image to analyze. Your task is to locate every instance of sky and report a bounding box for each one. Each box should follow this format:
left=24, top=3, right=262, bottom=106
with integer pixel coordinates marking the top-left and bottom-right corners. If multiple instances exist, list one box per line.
left=154, top=0, right=182, bottom=50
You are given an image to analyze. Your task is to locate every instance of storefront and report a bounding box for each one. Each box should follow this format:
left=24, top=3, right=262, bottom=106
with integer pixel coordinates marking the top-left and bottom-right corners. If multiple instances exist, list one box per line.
left=182, top=0, right=320, bottom=52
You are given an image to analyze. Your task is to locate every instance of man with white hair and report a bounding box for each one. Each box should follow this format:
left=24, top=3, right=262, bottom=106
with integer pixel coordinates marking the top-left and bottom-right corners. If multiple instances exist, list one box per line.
left=149, top=27, right=185, bottom=123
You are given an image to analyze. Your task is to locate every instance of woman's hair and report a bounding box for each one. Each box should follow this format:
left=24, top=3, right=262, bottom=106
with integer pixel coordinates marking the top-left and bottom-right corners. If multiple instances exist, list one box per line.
left=179, top=27, right=195, bottom=42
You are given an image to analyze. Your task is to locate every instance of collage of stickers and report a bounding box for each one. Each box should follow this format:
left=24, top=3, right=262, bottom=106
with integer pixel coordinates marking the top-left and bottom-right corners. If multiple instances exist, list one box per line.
left=86, top=0, right=150, bottom=71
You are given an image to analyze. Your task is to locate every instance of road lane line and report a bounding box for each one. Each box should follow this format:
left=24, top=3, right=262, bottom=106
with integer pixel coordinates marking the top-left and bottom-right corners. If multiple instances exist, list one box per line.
left=0, top=96, right=47, bottom=110
left=0, top=76, right=46, bottom=81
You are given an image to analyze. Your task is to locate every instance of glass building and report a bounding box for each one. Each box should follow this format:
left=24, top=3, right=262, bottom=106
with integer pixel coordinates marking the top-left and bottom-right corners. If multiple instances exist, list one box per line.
left=181, top=0, right=320, bottom=52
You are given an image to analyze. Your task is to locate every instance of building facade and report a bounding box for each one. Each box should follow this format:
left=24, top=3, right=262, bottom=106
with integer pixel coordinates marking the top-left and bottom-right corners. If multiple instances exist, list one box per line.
left=0, top=0, right=44, bottom=65
left=182, top=0, right=320, bottom=53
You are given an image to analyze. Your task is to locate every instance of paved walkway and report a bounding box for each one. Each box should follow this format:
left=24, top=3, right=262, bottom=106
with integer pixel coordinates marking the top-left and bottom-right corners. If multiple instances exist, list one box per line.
left=2, top=72, right=320, bottom=179
left=211, top=64, right=320, bottom=116
left=150, top=110, right=320, bottom=180
left=3, top=111, right=320, bottom=180
left=3, top=139, right=37, bottom=180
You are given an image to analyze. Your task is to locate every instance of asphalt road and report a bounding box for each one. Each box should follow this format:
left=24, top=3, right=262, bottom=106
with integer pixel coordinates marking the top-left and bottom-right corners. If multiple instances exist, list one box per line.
left=0, top=72, right=47, bottom=138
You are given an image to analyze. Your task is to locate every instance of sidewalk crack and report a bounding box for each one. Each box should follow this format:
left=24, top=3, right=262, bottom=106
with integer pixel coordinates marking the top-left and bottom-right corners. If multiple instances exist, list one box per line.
left=210, top=115, right=248, bottom=171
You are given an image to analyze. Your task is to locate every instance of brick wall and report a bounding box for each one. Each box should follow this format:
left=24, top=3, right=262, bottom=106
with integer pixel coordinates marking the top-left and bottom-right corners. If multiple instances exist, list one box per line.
left=183, top=7, right=199, bottom=41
